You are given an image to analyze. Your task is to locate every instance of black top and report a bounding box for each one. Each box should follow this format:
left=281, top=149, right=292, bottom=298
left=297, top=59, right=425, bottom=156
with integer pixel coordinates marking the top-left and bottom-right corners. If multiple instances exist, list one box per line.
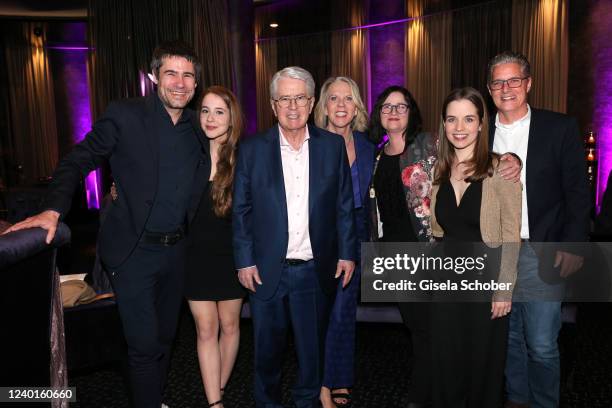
left=185, top=183, right=245, bottom=301
left=435, top=179, right=483, bottom=242
left=374, top=152, right=418, bottom=242
left=146, top=95, right=201, bottom=232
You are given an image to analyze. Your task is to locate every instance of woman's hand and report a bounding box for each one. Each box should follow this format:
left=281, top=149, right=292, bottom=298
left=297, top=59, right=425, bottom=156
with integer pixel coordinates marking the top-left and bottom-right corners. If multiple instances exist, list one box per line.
left=491, top=301, right=512, bottom=319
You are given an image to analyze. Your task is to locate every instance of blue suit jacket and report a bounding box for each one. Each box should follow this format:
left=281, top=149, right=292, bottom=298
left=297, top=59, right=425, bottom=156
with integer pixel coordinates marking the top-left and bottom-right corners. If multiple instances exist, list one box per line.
left=232, top=124, right=357, bottom=300
left=353, top=131, right=376, bottom=242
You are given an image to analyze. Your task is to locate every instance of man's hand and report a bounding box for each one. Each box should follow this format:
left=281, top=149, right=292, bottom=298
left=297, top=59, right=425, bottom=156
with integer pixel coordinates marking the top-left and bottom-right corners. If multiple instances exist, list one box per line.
left=555, top=250, right=584, bottom=278
left=491, top=301, right=512, bottom=319
left=238, top=266, right=262, bottom=292
left=3, top=210, right=60, bottom=244
left=335, top=260, right=355, bottom=288
left=498, top=153, right=522, bottom=182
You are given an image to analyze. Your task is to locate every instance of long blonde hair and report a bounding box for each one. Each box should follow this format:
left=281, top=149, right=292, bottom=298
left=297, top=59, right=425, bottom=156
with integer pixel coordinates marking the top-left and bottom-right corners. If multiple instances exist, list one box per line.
left=314, top=76, right=368, bottom=132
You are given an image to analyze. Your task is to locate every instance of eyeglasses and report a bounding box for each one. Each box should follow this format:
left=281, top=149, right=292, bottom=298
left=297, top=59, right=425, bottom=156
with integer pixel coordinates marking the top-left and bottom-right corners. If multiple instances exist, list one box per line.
left=489, top=77, right=529, bottom=90
left=273, top=95, right=312, bottom=108
left=381, top=103, right=409, bottom=115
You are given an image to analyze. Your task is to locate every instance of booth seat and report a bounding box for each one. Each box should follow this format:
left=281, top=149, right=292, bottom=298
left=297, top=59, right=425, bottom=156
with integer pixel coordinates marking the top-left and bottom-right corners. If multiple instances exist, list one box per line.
left=0, top=223, right=70, bottom=407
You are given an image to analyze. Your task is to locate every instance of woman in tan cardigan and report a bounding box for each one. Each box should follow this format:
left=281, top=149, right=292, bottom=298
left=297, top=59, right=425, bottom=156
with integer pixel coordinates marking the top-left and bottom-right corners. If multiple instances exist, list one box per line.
left=429, top=87, right=521, bottom=408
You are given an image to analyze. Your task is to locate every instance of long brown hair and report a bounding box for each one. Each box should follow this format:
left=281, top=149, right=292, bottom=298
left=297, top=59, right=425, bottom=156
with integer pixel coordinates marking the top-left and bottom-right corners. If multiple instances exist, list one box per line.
left=199, top=86, right=244, bottom=217
left=434, top=87, right=497, bottom=185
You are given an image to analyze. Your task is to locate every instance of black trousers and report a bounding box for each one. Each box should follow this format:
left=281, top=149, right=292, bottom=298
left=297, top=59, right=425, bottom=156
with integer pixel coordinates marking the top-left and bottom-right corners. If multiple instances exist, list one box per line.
left=397, top=301, right=432, bottom=404
left=108, top=240, right=186, bottom=408
left=430, top=302, right=508, bottom=408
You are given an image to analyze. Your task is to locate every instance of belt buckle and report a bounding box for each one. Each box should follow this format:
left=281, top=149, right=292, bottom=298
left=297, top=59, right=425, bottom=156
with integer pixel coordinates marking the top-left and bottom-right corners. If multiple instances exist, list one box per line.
left=161, top=234, right=178, bottom=246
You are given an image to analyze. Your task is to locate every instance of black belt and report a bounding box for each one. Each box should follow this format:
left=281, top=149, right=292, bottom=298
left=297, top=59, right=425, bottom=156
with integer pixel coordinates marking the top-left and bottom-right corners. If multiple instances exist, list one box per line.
left=521, top=238, right=530, bottom=242
left=141, top=227, right=185, bottom=246
left=284, top=258, right=309, bottom=266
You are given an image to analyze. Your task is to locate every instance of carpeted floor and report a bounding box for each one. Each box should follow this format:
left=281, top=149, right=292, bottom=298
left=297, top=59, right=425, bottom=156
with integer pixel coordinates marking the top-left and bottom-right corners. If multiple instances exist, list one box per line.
left=68, top=302, right=612, bottom=408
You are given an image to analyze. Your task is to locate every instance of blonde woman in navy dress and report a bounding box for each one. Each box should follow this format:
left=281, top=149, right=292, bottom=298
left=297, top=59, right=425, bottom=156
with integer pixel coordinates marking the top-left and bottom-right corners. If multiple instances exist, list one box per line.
left=185, top=86, right=246, bottom=408
left=314, top=77, right=375, bottom=408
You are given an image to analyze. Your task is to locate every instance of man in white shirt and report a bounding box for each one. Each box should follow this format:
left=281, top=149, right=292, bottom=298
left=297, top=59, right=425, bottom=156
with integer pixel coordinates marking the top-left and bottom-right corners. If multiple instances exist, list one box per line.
left=232, top=66, right=356, bottom=408
left=487, top=51, right=590, bottom=408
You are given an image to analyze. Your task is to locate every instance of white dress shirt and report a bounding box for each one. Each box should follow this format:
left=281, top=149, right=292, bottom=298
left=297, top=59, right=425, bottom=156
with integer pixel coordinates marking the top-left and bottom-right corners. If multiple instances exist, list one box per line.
left=279, top=126, right=313, bottom=260
left=492, top=105, right=531, bottom=239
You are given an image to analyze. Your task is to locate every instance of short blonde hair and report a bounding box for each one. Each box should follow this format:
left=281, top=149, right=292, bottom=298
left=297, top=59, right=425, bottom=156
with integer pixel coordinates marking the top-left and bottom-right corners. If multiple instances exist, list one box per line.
left=314, top=76, right=368, bottom=132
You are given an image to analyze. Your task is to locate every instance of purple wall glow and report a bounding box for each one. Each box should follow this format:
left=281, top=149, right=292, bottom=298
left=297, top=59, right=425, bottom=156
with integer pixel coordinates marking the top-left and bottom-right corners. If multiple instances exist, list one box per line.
left=368, top=24, right=406, bottom=110
left=367, top=0, right=406, bottom=111
left=592, top=1, right=612, bottom=210
left=56, top=23, right=100, bottom=209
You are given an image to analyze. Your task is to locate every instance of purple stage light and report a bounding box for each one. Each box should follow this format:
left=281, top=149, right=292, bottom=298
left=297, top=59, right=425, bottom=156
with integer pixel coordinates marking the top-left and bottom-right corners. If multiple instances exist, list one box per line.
left=377, top=134, right=389, bottom=149
left=55, top=23, right=101, bottom=209
left=592, top=1, right=612, bottom=211
left=45, top=45, right=92, bottom=51
left=139, top=71, right=147, bottom=97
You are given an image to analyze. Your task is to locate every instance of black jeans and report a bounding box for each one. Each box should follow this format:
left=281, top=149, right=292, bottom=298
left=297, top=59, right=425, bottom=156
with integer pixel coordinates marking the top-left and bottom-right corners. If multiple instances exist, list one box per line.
left=108, top=240, right=186, bottom=408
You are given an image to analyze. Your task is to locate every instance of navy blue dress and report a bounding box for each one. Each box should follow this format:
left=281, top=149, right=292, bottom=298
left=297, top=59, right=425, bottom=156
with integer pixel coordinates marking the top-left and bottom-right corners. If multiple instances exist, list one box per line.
left=323, top=131, right=375, bottom=389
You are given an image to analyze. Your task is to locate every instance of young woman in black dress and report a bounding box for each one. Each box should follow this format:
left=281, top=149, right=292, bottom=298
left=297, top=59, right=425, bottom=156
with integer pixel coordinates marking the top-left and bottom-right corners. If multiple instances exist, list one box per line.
left=185, top=86, right=246, bottom=408
left=429, top=87, right=521, bottom=407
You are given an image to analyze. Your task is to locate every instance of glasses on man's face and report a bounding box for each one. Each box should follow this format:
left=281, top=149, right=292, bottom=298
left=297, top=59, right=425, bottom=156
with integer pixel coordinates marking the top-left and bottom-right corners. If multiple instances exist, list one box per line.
left=273, top=94, right=311, bottom=108
left=489, top=77, right=529, bottom=91
left=381, top=103, right=409, bottom=115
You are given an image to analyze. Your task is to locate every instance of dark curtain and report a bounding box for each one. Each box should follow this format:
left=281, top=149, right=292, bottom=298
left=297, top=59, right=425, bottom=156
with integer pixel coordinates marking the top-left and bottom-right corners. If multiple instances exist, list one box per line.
left=88, top=0, right=139, bottom=119
left=276, top=32, right=333, bottom=102
left=193, top=0, right=234, bottom=89
left=330, top=0, right=369, bottom=107
left=87, top=0, right=235, bottom=120
left=450, top=0, right=512, bottom=111
left=1, top=22, right=59, bottom=185
left=0, top=37, right=12, bottom=190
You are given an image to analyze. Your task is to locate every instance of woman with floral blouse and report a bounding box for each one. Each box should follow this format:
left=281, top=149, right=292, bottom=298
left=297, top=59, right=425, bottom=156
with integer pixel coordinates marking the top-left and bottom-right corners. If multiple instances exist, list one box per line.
left=368, top=85, right=435, bottom=407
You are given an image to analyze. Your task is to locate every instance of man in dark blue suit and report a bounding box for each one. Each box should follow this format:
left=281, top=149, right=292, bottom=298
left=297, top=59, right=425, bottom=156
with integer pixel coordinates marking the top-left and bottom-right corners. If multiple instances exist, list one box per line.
left=6, top=41, right=210, bottom=408
left=233, top=66, right=357, bottom=408
left=487, top=51, right=590, bottom=408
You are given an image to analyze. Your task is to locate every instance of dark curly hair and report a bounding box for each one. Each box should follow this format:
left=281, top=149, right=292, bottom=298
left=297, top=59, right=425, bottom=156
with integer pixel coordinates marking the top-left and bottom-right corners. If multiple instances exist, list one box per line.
left=368, top=85, right=423, bottom=146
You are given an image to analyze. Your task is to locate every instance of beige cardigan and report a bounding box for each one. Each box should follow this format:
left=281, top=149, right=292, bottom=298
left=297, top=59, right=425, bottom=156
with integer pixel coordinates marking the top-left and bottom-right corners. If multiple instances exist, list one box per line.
left=430, top=171, right=522, bottom=299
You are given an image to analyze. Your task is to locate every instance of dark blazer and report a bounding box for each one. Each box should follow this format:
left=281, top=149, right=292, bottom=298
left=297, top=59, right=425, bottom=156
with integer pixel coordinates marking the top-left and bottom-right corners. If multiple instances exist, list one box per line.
left=42, top=95, right=210, bottom=268
left=369, top=132, right=436, bottom=243
left=489, top=108, right=590, bottom=244
left=232, top=124, right=357, bottom=300
left=353, top=131, right=376, bottom=242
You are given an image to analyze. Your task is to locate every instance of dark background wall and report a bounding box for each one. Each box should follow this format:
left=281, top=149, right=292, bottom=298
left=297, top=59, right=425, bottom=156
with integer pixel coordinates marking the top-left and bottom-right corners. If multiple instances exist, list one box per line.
left=568, top=0, right=595, bottom=133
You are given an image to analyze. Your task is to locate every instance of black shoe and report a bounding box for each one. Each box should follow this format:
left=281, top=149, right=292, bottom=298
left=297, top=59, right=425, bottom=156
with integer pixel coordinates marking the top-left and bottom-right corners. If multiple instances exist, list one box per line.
left=331, top=389, right=352, bottom=407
